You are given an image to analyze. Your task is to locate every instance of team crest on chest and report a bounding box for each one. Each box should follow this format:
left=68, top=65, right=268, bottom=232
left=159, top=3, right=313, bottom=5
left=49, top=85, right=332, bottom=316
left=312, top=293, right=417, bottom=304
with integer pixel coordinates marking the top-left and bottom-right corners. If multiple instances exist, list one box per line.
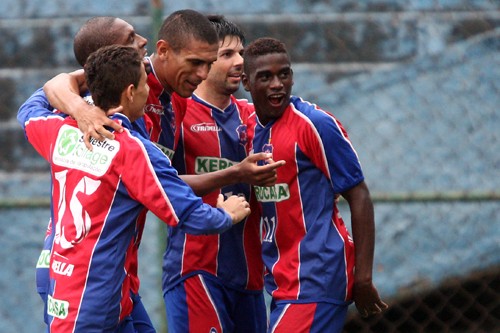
left=262, top=142, right=273, bottom=155
left=236, top=124, right=247, bottom=146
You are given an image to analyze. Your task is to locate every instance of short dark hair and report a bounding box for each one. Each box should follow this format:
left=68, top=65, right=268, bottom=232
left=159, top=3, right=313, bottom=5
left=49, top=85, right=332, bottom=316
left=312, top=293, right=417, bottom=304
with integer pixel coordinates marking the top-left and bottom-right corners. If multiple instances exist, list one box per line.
left=84, top=45, right=143, bottom=111
left=243, top=37, right=289, bottom=74
left=206, top=14, right=245, bottom=45
left=74, top=16, right=122, bottom=67
left=157, top=9, right=218, bottom=52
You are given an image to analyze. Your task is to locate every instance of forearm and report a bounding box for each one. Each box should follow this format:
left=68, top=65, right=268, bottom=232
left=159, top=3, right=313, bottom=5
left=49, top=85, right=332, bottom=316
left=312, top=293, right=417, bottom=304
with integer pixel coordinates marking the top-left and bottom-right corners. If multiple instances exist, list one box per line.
left=179, top=167, right=240, bottom=197
left=344, top=182, right=376, bottom=284
left=43, top=71, right=89, bottom=118
left=351, top=199, right=375, bottom=284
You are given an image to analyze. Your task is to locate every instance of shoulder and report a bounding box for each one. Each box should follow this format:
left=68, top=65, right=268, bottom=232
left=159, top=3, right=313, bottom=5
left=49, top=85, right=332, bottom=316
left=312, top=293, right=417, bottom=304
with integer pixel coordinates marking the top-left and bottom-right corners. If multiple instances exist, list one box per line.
left=290, top=96, right=341, bottom=126
left=232, top=95, right=255, bottom=118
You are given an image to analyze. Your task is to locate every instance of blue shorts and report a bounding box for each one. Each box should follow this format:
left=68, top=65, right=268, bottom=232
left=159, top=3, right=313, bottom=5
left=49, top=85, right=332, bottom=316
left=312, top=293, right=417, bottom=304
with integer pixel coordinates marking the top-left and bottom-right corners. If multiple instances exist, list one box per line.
left=114, top=293, right=156, bottom=333
left=268, top=301, right=348, bottom=333
left=129, top=292, right=156, bottom=333
left=164, top=274, right=267, bottom=333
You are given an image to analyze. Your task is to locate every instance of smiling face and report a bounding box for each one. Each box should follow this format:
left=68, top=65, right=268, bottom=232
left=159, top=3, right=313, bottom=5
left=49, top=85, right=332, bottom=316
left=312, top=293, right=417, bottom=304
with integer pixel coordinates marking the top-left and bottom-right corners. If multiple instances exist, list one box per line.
left=155, top=37, right=219, bottom=98
left=243, top=52, right=293, bottom=125
left=205, top=35, right=244, bottom=97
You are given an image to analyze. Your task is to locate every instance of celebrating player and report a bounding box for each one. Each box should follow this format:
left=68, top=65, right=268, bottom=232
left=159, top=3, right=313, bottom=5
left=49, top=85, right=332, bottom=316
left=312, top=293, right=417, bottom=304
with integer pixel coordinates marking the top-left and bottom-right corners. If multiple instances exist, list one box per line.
left=163, top=15, right=276, bottom=332
left=242, top=37, right=388, bottom=332
left=18, top=44, right=250, bottom=332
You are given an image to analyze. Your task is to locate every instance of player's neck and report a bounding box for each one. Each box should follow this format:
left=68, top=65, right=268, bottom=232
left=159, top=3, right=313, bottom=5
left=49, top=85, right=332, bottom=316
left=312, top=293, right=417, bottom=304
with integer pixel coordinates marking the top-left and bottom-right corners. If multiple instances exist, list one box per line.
left=195, top=86, right=231, bottom=110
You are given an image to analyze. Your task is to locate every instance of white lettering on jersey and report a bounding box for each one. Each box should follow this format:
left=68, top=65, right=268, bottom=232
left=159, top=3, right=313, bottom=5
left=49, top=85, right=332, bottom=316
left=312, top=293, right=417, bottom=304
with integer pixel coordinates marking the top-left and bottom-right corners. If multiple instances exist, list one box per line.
left=53, top=170, right=101, bottom=249
left=51, top=260, right=74, bottom=276
left=190, top=122, right=221, bottom=132
left=262, top=216, right=276, bottom=243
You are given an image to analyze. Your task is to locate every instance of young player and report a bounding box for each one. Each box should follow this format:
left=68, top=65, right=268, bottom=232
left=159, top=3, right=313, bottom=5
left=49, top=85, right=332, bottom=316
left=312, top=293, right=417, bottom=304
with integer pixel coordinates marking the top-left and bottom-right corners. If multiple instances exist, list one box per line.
left=18, top=45, right=250, bottom=332
left=242, top=37, right=388, bottom=332
left=26, top=16, right=154, bottom=331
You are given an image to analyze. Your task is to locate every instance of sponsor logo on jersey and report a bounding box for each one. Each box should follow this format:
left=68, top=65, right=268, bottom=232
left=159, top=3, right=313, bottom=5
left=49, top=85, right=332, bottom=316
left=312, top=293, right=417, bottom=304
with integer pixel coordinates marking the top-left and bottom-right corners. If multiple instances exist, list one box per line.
left=190, top=122, right=221, bottom=132
left=52, top=260, right=74, bottom=277
left=145, top=104, right=164, bottom=115
left=36, top=249, right=51, bottom=269
left=53, top=125, right=119, bottom=176
left=153, top=142, right=174, bottom=160
left=47, top=295, right=69, bottom=319
left=254, top=184, right=290, bottom=202
left=195, top=157, right=236, bottom=174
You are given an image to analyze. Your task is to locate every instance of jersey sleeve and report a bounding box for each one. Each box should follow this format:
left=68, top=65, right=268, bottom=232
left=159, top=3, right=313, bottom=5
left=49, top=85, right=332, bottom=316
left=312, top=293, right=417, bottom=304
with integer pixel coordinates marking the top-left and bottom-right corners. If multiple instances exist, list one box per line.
left=120, top=132, right=233, bottom=235
left=18, top=87, right=63, bottom=161
left=296, top=99, right=364, bottom=193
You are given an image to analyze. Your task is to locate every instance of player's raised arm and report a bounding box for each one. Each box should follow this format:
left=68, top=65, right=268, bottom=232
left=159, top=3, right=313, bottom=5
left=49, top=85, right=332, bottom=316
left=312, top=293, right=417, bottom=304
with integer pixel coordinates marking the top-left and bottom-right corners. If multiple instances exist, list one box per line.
left=43, top=70, right=123, bottom=149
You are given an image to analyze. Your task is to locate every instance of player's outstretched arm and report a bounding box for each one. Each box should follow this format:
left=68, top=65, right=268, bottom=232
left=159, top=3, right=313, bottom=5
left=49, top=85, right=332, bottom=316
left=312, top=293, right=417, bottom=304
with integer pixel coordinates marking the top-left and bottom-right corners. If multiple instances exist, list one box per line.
left=342, top=181, right=388, bottom=317
left=43, top=70, right=123, bottom=149
left=180, top=153, right=285, bottom=196
left=216, top=194, right=251, bottom=224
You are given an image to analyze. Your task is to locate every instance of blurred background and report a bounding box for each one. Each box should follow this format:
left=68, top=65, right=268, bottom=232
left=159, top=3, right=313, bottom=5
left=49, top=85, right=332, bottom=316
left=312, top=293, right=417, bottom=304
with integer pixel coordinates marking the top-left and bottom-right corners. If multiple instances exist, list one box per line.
left=0, top=0, right=498, bottom=332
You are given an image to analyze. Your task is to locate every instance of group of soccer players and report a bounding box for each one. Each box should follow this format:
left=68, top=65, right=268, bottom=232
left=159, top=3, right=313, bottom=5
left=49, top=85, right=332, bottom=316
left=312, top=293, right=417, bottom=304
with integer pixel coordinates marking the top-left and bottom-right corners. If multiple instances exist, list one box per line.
left=18, top=8, right=386, bottom=333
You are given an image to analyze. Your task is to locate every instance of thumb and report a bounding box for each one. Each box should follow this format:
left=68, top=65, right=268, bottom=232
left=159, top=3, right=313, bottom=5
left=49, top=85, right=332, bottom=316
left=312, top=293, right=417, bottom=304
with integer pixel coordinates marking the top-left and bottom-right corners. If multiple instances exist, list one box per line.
left=216, top=193, right=224, bottom=207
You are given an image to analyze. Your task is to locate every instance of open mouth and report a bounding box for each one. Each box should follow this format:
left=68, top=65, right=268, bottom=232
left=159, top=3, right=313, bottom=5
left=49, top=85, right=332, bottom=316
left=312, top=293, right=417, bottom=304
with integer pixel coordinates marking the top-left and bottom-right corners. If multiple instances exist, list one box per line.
left=268, top=94, right=284, bottom=107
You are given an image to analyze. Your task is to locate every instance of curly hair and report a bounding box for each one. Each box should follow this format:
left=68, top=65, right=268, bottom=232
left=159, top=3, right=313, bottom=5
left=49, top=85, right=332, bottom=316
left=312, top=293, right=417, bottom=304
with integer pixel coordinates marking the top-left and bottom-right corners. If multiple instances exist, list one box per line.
left=243, top=37, right=289, bottom=74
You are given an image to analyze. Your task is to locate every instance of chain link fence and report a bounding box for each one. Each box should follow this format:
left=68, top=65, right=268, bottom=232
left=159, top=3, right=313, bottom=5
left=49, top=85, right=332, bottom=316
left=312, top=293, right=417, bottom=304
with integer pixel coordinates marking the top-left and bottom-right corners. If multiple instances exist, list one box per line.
left=340, top=199, right=499, bottom=333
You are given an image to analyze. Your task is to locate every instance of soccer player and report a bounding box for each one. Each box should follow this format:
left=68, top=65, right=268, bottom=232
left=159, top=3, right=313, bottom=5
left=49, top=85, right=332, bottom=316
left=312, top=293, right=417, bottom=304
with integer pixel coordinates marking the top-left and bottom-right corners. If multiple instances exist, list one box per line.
left=18, top=44, right=251, bottom=332
left=163, top=15, right=269, bottom=332
left=26, top=16, right=154, bottom=332
left=242, top=37, right=388, bottom=332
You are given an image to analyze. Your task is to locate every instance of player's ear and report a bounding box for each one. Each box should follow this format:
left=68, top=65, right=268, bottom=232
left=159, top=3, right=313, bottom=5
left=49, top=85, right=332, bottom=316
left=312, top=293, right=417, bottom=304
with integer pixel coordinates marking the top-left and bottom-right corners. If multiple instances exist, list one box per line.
left=123, top=84, right=135, bottom=104
left=156, top=39, right=170, bottom=59
left=241, top=73, right=250, bottom=91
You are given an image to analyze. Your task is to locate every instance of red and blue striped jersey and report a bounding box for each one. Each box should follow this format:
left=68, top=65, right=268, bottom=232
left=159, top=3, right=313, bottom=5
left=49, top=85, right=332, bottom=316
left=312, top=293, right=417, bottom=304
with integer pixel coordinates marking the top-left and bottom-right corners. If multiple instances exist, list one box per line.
left=143, top=60, right=187, bottom=158
left=19, top=96, right=233, bottom=332
left=249, top=96, right=363, bottom=304
left=163, top=94, right=264, bottom=292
